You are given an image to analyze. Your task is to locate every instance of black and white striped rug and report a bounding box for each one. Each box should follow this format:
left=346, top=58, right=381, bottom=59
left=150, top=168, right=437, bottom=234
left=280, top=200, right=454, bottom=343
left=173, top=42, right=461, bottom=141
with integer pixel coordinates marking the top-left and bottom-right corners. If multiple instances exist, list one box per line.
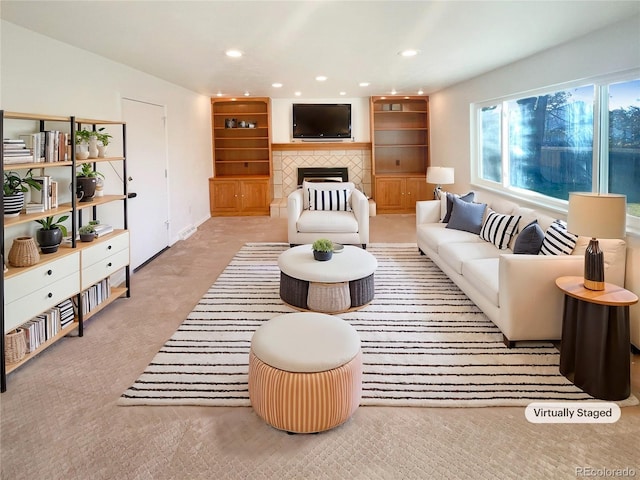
left=119, top=243, right=637, bottom=407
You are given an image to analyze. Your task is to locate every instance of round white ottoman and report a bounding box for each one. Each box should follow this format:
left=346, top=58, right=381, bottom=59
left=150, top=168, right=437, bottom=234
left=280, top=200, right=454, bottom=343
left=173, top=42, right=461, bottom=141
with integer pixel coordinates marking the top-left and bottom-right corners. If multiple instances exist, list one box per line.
left=248, top=312, right=362, bottom=433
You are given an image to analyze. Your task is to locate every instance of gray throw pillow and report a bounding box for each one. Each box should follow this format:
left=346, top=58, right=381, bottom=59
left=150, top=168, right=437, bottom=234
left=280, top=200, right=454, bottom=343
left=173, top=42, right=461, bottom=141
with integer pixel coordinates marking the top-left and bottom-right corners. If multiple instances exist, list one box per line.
left=443, top=191, right=475, bottom=223
left=445, top=196, right=487, bottom=234
left=513, top=220, right=545, bottom=254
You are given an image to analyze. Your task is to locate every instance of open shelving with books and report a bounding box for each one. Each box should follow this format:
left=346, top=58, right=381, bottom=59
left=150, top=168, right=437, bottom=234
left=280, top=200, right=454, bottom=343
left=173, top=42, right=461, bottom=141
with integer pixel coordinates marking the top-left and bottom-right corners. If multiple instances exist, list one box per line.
left=209, top=97, right=272, bottom=215
left=1, top=111, right=130, bottom=392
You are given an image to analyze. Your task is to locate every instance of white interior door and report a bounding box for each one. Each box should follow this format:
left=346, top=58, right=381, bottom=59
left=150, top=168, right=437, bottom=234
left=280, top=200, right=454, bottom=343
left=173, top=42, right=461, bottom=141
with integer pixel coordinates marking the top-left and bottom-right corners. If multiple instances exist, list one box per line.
left=121, top=98, right=170, bottom=270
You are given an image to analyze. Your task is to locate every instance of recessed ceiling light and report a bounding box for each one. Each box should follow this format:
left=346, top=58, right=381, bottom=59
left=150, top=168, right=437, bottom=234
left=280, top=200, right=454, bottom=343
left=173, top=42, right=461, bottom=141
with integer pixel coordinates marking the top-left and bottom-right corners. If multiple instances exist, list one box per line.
left=272, top=83, right=283, bottom=88
left=294, top=91, right=302, bottom=96
left=216, top=92, right=223, bottom=97
left=359, top=82, right=370, bottom=87
left=339, top=92, right=346, bottom=96
left=225, top=49, right=243, bottom=58
left=398, top=49, right=419, bottom=57
left=391, top=89, right=397, bottom=95
left=244, top=91, right=250, bottom=96
left=315, top=76, right=327, bottom=82
left=417, top=89, right=424, bottom=95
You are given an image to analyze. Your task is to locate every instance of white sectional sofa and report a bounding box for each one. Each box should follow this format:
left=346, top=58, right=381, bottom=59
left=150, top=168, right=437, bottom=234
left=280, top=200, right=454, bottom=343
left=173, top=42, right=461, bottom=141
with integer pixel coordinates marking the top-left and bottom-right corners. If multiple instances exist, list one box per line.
left=416, top=193, right=628, bottom=347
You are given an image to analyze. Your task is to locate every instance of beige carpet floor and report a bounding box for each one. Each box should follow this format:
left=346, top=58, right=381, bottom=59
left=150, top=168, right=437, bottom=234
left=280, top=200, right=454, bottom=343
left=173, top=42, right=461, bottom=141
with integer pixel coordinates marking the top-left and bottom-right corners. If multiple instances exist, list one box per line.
left=1, top=214, right=639, bottom=480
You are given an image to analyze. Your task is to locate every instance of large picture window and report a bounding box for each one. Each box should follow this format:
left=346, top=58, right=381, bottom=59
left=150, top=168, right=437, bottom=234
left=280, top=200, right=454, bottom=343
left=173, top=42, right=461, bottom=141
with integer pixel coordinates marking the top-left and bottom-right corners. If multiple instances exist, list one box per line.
left=473, top=74, right=640, bottom=223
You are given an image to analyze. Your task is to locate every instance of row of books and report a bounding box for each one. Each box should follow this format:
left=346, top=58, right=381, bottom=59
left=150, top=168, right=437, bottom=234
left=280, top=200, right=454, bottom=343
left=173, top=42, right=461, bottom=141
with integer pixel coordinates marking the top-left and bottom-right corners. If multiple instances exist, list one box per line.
left=18, top=299, right=75, bottom=353
left=79, top=278, right=112, bottom=314
left=3, top=131, right=70, bottom=164
left=26, top=175, right=59, bottom=213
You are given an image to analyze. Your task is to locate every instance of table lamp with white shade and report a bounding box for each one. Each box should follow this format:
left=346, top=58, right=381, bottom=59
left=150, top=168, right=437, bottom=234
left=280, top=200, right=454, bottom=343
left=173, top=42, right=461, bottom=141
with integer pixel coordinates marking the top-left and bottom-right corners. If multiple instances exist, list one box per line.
left=426, top=166, right=454, bottom=199
left=567, top=192, right=627, bottom=291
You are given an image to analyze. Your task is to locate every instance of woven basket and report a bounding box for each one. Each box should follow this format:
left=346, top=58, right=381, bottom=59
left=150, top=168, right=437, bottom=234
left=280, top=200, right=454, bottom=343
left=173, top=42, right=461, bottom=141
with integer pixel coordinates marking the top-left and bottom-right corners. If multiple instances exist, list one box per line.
left=8, top=236, right=40, bottom=267
left=307, top=281, right=351, bottom=313
left=5, top=329, right=27, bottom=364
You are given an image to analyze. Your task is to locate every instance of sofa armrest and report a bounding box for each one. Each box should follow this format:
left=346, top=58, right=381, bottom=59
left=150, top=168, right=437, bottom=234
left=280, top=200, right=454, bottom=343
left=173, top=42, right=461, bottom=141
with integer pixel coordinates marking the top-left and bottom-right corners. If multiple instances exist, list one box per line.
left=287, top=189, right=304, bottom=239
left=498, top=254, right=584, bottom=341
left=416, top=200, right=441, bottom=226
left=351, top=189, right=370, bottom=244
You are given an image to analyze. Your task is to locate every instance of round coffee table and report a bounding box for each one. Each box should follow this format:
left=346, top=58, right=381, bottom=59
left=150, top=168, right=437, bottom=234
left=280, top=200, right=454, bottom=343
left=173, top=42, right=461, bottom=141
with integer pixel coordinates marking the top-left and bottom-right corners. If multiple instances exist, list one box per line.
left=278, top=245, right=377, bottom=313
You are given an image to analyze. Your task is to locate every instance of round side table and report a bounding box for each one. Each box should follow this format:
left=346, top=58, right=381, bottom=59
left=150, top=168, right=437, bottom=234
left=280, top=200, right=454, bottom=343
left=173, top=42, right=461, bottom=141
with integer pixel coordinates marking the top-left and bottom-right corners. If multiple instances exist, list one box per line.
left=556, top=276, right=638, bottom=401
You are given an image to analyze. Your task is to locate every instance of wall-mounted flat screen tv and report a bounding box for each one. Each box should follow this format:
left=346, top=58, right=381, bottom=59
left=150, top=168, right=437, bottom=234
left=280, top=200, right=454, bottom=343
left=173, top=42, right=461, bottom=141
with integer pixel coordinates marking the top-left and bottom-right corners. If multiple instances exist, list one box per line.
left=292, top=103, right=352, bottom=139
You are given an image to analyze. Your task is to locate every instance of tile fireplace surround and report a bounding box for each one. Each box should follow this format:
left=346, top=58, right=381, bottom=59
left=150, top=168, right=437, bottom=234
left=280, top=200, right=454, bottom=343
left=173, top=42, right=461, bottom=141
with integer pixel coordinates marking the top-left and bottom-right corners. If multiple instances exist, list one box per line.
left=270, top=144, right=372, bottom=218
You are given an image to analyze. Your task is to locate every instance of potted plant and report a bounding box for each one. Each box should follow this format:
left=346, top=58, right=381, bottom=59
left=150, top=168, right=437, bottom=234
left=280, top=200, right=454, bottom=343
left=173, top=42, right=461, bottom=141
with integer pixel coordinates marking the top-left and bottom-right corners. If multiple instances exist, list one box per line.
left=312, top=238, right=334, bottom=261
left=78, top=224, right=96, bottom=242
left=3, top=170, right=41, bottom=217
left=34, top=215, right=68, bottom=253
left=95, top=128, right=112, bottom=158
left=76, top=163, right=104, bottom=202
left=75, top=129, right=94, bottom=160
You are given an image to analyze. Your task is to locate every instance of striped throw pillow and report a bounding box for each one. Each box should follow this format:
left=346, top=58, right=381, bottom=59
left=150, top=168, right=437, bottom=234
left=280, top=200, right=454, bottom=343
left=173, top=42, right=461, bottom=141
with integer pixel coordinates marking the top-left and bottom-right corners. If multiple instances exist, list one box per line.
left=480, top=210, right=522, bottom=250
left=539, top=220, right=578, bottom=256
left=308, top=188, right=352, bottom=212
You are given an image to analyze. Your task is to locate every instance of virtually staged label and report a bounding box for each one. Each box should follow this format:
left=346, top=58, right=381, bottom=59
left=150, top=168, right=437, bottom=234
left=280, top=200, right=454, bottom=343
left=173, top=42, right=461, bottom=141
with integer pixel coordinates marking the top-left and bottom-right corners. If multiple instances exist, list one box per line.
left=525, top=402, right=621, bottom=423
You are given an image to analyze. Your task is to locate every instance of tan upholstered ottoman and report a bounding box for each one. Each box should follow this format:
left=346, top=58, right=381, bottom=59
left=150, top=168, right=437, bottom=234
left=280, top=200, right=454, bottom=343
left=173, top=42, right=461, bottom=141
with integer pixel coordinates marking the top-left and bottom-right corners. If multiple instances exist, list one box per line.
left=248, top=312, right=362, bottom=433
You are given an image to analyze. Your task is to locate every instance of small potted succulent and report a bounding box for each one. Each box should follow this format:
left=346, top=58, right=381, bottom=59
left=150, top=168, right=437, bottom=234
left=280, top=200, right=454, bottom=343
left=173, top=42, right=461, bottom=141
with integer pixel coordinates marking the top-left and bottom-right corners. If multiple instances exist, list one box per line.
left=78, top=224, right=97, bottom=242
left=3, top=170, right=41, bottom=217
left=34, top=215, right=69, bottom=253
left=312, top=238, right=334, bottom=261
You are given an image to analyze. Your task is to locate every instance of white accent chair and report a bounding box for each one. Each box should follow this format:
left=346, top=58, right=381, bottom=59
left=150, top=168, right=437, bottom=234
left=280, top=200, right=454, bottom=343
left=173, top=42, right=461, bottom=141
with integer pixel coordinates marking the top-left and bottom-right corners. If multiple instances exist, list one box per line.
left=287, top=181, right=369, bottom=248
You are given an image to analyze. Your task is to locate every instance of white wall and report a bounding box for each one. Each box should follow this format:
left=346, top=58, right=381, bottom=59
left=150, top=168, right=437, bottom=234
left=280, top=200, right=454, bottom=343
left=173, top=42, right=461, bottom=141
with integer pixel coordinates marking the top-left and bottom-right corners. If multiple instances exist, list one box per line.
left=271, top=97, right=370, bottom=143
left=1, top=21, right=212, bottom=246
left=429, top=15, right=640, bottom=207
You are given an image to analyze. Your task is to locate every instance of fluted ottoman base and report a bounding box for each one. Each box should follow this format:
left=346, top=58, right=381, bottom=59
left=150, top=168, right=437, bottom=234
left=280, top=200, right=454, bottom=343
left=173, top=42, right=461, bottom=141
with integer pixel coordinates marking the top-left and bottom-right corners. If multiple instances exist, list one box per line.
left=248, top=312, right=362, bottom=433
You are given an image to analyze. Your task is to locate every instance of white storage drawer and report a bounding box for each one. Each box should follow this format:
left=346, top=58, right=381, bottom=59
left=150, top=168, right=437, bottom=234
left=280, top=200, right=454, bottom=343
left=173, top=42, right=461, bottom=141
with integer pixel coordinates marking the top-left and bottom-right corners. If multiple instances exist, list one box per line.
left=4, top=271, right=80, bottom=333
left=81, top=248, right=130, bottom=290
left=4, top=252, right=79, bottom=304
left=81, top=232, right=129, bottom=268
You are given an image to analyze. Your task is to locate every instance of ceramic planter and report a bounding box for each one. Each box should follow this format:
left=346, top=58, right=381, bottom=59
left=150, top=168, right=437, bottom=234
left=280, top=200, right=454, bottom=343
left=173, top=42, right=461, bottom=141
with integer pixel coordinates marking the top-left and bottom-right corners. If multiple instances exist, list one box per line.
left=313, top=250, right=333, bottom=261
left=36, top=227, right=63, bottom=254
left=3, top=192, right=24, bottom=217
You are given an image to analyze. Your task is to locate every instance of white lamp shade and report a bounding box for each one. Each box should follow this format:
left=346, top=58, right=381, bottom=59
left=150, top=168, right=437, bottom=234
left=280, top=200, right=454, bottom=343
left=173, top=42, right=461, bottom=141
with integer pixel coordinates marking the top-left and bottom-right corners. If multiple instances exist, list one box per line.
left=567, top=193, right=627, bottom=239
left=426, top=167, right=454, bottom=185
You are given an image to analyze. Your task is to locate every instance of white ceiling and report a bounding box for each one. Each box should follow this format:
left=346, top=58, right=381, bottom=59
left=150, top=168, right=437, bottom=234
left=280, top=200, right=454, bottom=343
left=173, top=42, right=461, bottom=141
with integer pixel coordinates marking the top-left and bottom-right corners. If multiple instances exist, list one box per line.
left=2, top=1, right=639, bottom=99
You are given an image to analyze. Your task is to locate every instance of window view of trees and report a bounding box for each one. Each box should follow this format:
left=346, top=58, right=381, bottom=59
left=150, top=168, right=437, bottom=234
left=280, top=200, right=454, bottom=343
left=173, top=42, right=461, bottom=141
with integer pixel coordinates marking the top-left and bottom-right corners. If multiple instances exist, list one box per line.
left=477, top=78, right=639, bottom=217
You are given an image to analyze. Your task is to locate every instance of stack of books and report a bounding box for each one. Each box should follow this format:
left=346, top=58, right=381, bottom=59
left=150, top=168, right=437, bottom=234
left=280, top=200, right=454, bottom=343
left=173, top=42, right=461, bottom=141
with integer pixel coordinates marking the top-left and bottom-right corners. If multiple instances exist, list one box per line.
left=3, top=138, right=35, bottom=164
left=27, top=175, right=58, bottom=212
left=93, top=223, right=114, bottom=237
left=18, top=298, right=76, bottom=353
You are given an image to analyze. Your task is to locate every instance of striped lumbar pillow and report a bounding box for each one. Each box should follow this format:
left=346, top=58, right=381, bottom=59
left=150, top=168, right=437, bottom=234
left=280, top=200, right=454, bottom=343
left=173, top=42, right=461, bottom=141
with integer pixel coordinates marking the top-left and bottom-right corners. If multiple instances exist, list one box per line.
left=539, top=219, right=578, bottom=255
left=308, top=188, right=352, bottom=211
left=480, top=210, right=522, bottom=250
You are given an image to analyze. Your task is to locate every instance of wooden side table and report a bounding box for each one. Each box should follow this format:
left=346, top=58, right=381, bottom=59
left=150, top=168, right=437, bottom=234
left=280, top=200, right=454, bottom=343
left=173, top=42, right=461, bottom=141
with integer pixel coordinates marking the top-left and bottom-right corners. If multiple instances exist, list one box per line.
left=556, top=276, right=638, bottom=401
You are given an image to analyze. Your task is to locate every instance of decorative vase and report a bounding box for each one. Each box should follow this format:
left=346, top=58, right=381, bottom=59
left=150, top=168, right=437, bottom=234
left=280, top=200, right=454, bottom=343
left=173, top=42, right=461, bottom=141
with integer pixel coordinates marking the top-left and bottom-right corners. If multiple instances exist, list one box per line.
left=76, top=142, right=90, bottom=160
left=313, top=250, right=333, bottom=261
left=36, top=227, right=63, bottom=254
left=76, top=176, right=97, bottom=202
left=8, top=236, right=40, bottom=267
left=3, top=192, right=24, bottom=217
left=88, top=137, right=99, bottom=158
left=97, top=144, right=108, bottom=158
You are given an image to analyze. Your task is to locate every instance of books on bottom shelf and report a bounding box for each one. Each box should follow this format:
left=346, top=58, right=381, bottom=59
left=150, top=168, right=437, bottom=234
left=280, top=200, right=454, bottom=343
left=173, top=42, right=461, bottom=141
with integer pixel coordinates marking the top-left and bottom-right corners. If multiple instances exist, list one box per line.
left=79, top=278, right=112, bottom=315
left=18, top=298, right=76, bottom=353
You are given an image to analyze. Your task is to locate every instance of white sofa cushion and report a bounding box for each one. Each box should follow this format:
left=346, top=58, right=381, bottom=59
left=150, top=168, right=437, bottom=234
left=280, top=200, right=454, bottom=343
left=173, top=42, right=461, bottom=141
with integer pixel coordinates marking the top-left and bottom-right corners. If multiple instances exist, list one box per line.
left=417, top=223, right=484, bottom=254
left=462, top=258, right=500, bottom=307
left=297, top=210, right=359, bottom=234
left=439, top=241, right=504, bottom=275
